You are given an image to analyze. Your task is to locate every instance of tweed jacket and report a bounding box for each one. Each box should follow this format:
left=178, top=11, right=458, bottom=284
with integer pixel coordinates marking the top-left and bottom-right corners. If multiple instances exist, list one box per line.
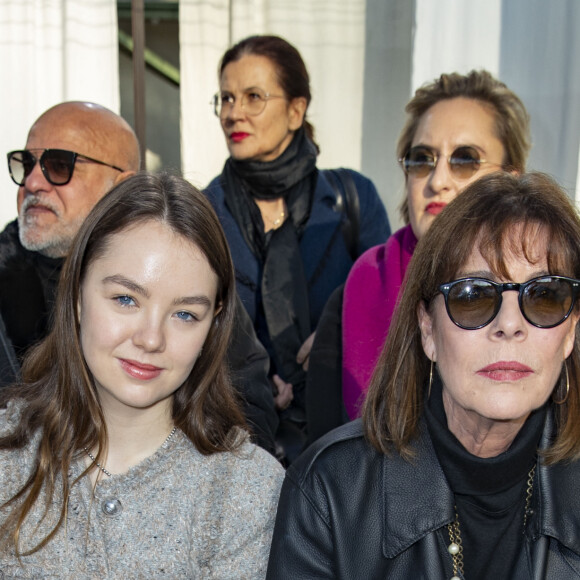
left=0, top=401, right=284, bottom=579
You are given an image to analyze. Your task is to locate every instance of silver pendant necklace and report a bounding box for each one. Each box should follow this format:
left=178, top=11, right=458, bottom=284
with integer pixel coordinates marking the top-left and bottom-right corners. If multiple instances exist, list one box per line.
left=447, top=464, right=536, bottom=580
left=85, top=426, right=177, bottom=478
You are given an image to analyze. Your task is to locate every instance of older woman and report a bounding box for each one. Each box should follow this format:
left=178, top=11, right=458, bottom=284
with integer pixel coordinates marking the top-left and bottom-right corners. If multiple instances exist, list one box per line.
left=204, top=35, right=390, bottom=455
left=0, top=173, right=283, bottom=578
left=268, top=172, right=580, bottom=578
left=306, top=70, right=531, bottom=442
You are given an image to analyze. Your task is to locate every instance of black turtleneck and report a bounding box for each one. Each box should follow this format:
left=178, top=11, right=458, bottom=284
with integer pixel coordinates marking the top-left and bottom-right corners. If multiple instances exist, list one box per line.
left=424, top=374, right=545, bottom=580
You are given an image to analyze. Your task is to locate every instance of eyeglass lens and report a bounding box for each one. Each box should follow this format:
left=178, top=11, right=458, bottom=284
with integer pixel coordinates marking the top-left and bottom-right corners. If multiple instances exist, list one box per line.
left=442, top=276, right=577, bottom=330
left=214, top=89, right=269, bottom=118
left=403, top=146, right=482, bottom=179
left=8, top=150, right=76, bottom=186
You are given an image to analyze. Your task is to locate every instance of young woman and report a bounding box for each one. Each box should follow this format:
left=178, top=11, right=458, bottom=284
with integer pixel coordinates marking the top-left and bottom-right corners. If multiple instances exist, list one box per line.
left=0, top=172, right=283, bottom=578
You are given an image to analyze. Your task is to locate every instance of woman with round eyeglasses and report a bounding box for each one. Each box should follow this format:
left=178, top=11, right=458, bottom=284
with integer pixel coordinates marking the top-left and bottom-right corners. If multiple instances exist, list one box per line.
left=204, top=35, right=390, bottom=461
left=268, top=171, right=580, bottom=579
left=306, top=70, right=531, bottom=443
left=0, top=173, right=283, bottom=576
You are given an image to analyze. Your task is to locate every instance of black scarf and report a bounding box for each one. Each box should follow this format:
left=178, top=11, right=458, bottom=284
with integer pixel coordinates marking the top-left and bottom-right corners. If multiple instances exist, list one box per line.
left=221, top=128, right=318, bottom=402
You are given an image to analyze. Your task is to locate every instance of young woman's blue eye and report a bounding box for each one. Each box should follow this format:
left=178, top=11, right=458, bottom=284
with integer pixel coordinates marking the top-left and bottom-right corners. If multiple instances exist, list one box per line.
left=115, top=295, right=135, bottom=307
left=175, top=311, right=195, bottom=322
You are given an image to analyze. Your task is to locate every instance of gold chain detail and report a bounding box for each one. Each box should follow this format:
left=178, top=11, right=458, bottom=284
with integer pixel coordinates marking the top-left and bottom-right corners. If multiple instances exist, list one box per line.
left=523, top=464, right=536, bottom=529
left=447, top=464, right=536, bottom=580
left=447, top=506, right=464, bottom=578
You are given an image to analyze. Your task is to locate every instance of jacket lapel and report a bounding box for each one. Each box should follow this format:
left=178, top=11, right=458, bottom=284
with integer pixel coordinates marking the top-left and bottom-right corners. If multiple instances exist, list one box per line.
left=382, top=420, right=455, bottom=558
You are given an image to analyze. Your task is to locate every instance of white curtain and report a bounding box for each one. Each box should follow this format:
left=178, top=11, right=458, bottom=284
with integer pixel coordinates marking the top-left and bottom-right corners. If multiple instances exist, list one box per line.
left=412, top=0, right=501, bottom=91
left=179, top=0, right=366, bottom=190
left=0, top=0, right=120, bottom=228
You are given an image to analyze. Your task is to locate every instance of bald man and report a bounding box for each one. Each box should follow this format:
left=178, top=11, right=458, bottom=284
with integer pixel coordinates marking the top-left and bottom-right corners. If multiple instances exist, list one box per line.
left=1, top=102, right=139, bottom=353
left=0, top=102, right=278, bottom=452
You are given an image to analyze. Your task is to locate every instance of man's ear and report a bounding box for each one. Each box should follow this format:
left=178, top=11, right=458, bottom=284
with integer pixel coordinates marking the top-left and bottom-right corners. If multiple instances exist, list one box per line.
left=114, top=170, right=136, bottom=186
left=417, top=301, right=436, bottom=362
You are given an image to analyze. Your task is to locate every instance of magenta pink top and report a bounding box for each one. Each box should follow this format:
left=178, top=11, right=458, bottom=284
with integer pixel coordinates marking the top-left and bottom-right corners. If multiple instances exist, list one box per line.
left=342, top=224, right=418, bottom=419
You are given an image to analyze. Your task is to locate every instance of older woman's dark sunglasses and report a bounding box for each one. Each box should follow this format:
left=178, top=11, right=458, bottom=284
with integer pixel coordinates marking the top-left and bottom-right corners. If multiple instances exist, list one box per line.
left=438, top=276, right=580, bottom=330
left=400, top=145, right=498, bottom=180
left=7, top=149, right=124, bottom=187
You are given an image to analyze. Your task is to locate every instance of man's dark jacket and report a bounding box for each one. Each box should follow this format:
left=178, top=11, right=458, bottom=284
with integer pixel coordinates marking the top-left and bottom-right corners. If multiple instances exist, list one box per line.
left=267, top=416, right=580, bottom=579
left=0, top=220, right=278, bottom=453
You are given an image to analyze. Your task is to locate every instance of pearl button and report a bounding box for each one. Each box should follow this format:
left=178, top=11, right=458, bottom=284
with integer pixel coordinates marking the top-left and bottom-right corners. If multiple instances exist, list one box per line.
left=101, top=498, right=122, bottom=517
left=448, top=542, right=460, bottom=555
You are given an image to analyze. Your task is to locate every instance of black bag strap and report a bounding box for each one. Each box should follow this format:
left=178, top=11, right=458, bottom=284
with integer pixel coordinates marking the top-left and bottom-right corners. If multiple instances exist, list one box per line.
left=324, top=168, right=360, bottom=261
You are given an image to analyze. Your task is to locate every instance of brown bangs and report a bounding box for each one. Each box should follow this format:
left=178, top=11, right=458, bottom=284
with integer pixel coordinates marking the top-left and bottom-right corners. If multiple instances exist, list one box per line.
left=477, top=219, right=580, bottom=282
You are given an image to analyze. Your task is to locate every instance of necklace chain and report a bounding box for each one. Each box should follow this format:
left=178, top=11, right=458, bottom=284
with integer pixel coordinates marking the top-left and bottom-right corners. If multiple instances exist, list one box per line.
left=272, top=210, right=286, bottom=227
left=84, top=426, right=177, bottom=478
left=266, top=209, right=286, bottom=228
left=447, top=464, right=536, bottom=580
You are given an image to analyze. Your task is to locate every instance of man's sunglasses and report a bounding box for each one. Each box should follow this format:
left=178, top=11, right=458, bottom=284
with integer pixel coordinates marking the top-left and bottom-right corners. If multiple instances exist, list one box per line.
left=7, top=149, right=124, bottom=186
left=400, top=145, right=499, bottom=180
left=438, top=276, right=580, bottom=330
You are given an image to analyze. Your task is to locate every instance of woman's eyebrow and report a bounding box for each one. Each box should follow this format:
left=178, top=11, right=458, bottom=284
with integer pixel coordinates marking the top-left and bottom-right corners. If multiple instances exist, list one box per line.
left=102, top=274, right=149, bottom=298
left=173, top=296, right=212, bottom=308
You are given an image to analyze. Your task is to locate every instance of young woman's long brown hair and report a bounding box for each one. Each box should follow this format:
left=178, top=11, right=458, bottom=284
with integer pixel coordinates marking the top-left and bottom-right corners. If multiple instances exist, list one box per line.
left=0, top=172, right=247, bottom=555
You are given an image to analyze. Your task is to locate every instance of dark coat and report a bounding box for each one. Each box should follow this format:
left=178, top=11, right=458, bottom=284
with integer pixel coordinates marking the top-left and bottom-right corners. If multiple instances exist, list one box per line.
left=267, top=415, right=580, bottom=579
left=0, top=220, right=279, bottom=453
left=0, top=220, right=60, bottom=358
left=305, top=283, right=347, bottom=443
left=204, top=169, right=390, bottom=331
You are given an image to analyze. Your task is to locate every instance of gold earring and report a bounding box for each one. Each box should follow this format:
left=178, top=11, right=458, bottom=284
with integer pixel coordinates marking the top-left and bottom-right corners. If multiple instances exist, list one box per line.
left=553, top=360, right=570, bottom=405
left=428, top=360, right=434, bottom=399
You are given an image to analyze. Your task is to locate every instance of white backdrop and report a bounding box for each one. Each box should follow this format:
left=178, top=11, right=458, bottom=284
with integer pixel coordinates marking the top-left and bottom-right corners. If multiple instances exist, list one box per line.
left=0, top=0, right=120, bottom=228
left=412, top=0, right=501, bottom=90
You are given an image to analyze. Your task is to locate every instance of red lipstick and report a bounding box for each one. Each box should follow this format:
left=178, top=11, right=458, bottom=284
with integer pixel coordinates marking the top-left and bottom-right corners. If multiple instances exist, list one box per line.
left=477, top=361, right=533, bottom=381
left=119, top=359, right=163, bottom=381
left=230, top=132, right=249, bottom=143
left=425, top=202, right=447, bottom=216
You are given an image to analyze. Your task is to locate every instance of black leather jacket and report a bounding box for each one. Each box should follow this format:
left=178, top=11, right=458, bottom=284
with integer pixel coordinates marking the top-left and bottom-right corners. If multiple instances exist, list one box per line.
left=267, top=415, right=580, bottom=579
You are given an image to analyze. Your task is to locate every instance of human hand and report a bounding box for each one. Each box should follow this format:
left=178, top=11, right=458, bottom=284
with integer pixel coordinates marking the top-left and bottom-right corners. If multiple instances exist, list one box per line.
left=272, top=374, right=293, bottom=411
left=296, top=331, right=316, bottom=371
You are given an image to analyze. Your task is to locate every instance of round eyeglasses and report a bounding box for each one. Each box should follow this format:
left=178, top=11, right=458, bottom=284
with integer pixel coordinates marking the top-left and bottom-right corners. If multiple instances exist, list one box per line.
left=400, top=146, right=500, bottom=180
left=211, top=88, right=286, bottom=118
left=438, top=276, right=580, bottom=330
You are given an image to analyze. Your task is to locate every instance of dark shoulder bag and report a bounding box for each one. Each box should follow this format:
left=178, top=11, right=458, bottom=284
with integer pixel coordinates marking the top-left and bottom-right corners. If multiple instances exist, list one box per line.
left=324, top=168, right=360, bottom=261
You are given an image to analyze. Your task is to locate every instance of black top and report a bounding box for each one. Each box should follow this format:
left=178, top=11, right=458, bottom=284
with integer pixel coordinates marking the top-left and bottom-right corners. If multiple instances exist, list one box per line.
left=425, top=374, right=545, bottom=579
